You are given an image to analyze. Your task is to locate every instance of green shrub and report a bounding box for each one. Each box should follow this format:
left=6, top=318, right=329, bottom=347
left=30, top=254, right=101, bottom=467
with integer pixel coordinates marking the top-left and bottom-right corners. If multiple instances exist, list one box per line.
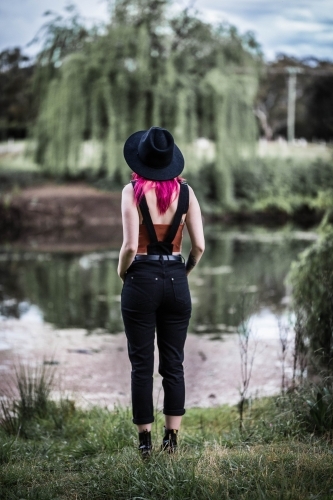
left=233, top=157, right=333, bottom=202
left=0, top=169, right=45, bottom=193
left=288, top=380, right=333, bottom=438
left=288, top=230, right=333, bottom=373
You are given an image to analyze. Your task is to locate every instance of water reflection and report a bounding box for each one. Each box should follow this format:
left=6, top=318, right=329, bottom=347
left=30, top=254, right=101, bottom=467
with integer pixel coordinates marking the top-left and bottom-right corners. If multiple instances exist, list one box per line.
left=0, top=226, right=316, bottom=333
left=190, top=227, right=315, bottom=332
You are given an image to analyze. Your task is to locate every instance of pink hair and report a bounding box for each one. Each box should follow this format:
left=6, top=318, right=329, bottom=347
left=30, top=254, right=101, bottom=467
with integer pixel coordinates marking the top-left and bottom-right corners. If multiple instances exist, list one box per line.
left=131, top=173, right=185, bottom=215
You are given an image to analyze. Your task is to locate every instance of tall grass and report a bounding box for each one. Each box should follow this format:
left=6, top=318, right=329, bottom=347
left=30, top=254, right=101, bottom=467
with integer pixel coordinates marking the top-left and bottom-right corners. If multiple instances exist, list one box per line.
left=289, top=378, right=333, bottom=440
left=0, top=362, right=58, bottom=438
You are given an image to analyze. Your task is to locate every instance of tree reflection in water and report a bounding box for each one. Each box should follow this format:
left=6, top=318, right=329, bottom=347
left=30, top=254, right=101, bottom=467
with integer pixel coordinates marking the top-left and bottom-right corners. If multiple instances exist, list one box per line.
left=0, top=226, right=316, bottom=334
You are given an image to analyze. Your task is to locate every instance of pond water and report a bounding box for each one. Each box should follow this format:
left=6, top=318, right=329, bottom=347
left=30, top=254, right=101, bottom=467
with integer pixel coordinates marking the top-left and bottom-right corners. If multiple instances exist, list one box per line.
left=0, top=225, right=317, bottom=336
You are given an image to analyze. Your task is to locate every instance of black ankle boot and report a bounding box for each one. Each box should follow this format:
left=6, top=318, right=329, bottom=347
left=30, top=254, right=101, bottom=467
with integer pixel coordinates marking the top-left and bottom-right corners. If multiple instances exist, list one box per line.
left=138, top=430, right=152, bottom=459
left=161, top=427, right=178, bottom=453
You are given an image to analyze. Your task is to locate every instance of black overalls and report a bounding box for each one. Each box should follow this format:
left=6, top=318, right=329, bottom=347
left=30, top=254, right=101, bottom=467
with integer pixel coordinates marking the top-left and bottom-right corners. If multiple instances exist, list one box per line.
left=121, top=183, right=192, bottom=425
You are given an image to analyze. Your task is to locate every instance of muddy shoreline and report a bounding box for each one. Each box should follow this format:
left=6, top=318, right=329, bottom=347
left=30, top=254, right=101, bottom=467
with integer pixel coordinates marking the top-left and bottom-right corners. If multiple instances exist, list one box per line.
left=0, top=314, right=292, bottom=409
left=0, top=184, right=123, bottom=251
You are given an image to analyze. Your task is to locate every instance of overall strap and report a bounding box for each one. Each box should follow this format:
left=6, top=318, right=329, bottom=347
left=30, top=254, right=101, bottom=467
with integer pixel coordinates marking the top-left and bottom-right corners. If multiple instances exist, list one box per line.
left=132, top=182, right=159, bottom=244
left=164, top=182, right=189, bottom=243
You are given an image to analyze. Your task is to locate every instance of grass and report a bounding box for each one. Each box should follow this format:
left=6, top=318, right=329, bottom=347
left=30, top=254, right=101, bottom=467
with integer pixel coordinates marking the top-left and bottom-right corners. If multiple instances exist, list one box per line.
left=257, top=139, right=332, bottom=161
left=1, top=438, right=332, bottom=499
left=1, top=364, right=333, bottom=500
left=1, top=138, right=330, bottom=168
left=0, top=143, right=39, bottom=171
left=0, top=142, right=47, bottom=195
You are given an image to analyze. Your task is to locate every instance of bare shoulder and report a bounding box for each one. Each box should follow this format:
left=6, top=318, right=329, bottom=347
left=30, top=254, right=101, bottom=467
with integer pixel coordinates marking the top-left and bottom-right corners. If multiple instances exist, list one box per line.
left=186, top=184, right=199, bottom=206
left=122, top=183, right=135, bottom=200
left=122, top=183, right=134, bottom=194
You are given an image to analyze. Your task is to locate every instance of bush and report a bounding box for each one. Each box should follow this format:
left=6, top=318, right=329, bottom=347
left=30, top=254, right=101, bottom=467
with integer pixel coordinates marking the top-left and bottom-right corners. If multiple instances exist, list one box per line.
left=0, top=169, right=45, bottom=194
left=288, top=380, right=333, bottom=439
left=233, top=157, right=333, bottom=202
left=288, top=230, right=333, bottom=374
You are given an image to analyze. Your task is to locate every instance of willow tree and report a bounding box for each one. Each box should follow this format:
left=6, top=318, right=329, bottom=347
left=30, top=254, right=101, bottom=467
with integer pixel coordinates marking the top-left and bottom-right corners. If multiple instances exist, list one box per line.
left=204, top=69, right=258, bottom=206
left=35, top=53, right=87, bottom=175
left=33, top=0, right=262, bottom=204
left=35, top=0, right=173, bottom=176
left=200, top=25, right=261, bottom=206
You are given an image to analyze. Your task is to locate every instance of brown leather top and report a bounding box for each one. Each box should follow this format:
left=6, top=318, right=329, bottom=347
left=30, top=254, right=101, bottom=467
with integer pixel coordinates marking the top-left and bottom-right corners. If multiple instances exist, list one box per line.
left=137, top=224, right=184, bottom=253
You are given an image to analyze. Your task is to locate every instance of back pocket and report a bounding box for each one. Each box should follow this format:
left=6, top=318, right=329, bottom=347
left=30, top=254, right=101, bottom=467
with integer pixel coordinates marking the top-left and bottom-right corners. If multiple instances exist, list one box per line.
left=122, top=276, right=157, bottom=307
left=171, top=277, right=191, bottom=305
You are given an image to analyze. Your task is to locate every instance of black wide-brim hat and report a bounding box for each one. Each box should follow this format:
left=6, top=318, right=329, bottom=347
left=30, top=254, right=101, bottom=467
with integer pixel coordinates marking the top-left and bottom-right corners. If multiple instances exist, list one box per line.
left=123, top=126, right=184, bottom=181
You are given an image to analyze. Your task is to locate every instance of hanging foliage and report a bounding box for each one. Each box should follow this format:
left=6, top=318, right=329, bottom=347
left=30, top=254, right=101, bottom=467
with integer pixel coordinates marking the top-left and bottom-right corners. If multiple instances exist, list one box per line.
left=289, top=229, right=333, bottom=374
left=34, top=0, right=262, bottom=204
left=35, top=53, right=87, bottom=175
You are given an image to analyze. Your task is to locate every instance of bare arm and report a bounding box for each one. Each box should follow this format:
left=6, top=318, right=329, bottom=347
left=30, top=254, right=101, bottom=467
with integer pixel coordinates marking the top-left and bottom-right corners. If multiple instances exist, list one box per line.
left=185, top=186, right=205, bottom=275
left=117, top=184, right=139, bottom=281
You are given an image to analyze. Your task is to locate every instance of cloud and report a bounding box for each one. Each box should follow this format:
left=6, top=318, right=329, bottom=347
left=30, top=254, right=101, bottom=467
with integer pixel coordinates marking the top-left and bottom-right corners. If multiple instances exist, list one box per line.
left=0, top=0, right=332, bottom=61
left=192, top=0, right=333, bottom=60
left=0, top=0, right=109, bottom=56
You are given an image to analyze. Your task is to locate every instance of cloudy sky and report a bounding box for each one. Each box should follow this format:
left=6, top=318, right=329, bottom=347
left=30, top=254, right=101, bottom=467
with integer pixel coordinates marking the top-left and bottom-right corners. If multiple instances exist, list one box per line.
left=0, top=0, right=332, bottom=61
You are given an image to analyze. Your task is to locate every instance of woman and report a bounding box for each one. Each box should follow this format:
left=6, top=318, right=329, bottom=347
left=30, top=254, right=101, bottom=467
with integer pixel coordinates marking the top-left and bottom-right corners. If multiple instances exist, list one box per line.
left=118, top=126, right=205, bottom=457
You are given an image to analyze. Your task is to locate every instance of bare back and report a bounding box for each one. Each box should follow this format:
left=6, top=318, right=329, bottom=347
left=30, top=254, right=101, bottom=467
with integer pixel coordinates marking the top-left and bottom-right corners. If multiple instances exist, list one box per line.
left=138, top=188, right=186, bottom=225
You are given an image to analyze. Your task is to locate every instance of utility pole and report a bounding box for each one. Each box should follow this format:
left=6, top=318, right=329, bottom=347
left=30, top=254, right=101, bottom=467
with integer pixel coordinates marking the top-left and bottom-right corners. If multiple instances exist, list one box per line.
left=221, top=66, right=333, bottom=143
left=286, top=67, right=302, bottom=143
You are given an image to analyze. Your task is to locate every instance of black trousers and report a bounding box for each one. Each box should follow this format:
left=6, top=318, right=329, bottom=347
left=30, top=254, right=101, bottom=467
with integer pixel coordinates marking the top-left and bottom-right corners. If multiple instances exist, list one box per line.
left=121, top=258, right=192, bottom=425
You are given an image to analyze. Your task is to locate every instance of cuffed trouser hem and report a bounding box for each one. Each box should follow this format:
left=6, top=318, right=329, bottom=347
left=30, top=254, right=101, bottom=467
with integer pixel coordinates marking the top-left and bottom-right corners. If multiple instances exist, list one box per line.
left=163, top=409, right=186, bottom=416
left=132, top=416, right=155, bottom=425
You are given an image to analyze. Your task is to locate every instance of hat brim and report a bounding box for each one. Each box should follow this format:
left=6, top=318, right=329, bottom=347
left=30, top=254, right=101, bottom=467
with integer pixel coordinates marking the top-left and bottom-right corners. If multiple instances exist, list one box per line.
left=123, top=130, right=184, bottom=181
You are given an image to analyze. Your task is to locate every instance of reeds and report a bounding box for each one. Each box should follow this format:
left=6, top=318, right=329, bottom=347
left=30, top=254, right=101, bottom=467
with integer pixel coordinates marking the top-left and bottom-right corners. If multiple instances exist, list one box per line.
left=0, top=361, right=57, bottom=437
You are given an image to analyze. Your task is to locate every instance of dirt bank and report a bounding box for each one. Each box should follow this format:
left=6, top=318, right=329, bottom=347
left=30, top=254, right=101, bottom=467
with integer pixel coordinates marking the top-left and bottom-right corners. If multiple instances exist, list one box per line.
left=0, top=183, right=123, bottom=251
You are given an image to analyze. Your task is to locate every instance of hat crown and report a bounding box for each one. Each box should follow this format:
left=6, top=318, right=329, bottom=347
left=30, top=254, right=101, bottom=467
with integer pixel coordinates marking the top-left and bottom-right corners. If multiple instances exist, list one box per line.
left=138, top=127, right=174, bottom=169
left=123, top=126, right=184, bottom=181
left=154, top=129, right=168, bottom=150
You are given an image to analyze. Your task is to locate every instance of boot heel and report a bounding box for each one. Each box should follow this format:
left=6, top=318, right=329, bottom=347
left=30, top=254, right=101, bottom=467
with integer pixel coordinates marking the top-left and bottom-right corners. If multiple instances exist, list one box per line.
left=161, top=427, right=178, bottom=453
